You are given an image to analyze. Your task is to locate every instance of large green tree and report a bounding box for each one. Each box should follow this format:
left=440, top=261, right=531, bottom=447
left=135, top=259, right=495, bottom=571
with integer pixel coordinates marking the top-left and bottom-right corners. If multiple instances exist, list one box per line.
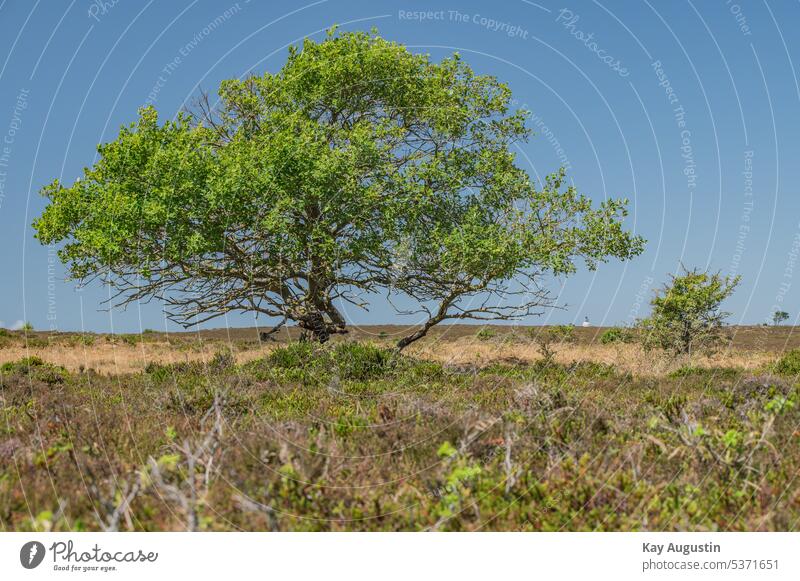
left=34, top=29, right=644, bottom=347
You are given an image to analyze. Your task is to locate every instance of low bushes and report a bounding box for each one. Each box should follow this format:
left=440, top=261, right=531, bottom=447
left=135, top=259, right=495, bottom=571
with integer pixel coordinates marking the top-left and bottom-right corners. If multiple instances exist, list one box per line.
left=3, top=339, right=800, bottom=531
left=774, top=349, right=800, bottom=376
left=266, top=341, right=395, bottom=381
left=600, top=327, right=634, bottom=344
left=475, top=328, right=496, bottom=341
left=333, top=342, right=394, bottom=380
left=0, top=357, right=67, bottom=385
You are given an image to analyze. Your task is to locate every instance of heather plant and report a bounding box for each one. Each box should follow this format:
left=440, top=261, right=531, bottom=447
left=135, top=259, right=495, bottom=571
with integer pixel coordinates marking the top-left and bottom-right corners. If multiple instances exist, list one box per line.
left=2, top=334, right=799, bottom=531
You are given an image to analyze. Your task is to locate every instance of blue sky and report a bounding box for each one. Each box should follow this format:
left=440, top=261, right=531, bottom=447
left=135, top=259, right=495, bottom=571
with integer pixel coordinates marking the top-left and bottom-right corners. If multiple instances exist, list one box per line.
left=0, top=0, right=798, bottom=333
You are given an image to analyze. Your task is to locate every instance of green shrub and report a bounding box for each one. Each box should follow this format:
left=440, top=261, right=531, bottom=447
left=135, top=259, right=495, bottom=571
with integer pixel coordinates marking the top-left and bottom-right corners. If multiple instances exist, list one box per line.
left=600, top=327, right=633, bottom=344
left=476, top=328, right=496, bottom=341
left=1, top=357, right=67, bottom=385
left=119, top=334, right=140, bottom=346
left=210, top=350, right=235, bottom=371
left=1, top=356, right=45, bottom=373
left=265, top=342, right=394, bottom=381
left=267, top=342, right=317, bottom=369
left=774, top=349, right=800, bottom=376
left=639, top=267, right=739, bottom=357
left=332, top=411, right=369, bottom=437
left=333, top=342, right=393, bottom=381
left=145, top=362, right=174, bottom=383
left=144, top=361, right=196, bottom=384
left=550, top=325, right=576, bottom=341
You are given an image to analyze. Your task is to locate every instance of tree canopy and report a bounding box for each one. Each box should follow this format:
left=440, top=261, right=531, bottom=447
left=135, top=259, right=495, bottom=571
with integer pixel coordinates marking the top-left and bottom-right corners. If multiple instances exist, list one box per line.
left=773, top=310, right=790, bottom=326
left=34, top=29, right=644, bottom=347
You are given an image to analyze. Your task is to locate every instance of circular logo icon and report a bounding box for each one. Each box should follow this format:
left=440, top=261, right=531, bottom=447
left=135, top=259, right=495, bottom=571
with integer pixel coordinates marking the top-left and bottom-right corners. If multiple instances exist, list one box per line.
left=20, top=541, right=45, bottom=569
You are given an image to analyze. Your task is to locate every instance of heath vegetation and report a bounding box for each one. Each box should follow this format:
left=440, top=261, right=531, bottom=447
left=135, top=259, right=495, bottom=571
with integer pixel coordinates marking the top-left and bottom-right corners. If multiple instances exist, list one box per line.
left=2, top=324, right=800, bottom=532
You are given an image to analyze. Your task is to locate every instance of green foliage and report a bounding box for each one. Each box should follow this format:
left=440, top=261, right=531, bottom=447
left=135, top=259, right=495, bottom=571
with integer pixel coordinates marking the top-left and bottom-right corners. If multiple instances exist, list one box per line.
left=476, top=327, right=496, bottom=341
left=1, top=356, right=45, bottom=373
left=209, top=349, right=235, bottom=371
left=600, top=326, right=633, bottom=344
left=21, top=322, right=33, bottom=331
left=144, top=361, right=180, bottom=383
left=1, top=357, right=67, bottom=385
left=332, top=342, right=394, bottom=381
left=332, top=411, right=369, bottom=437
left=33, top=29, right=643, bottom=346
left=431, top=452, right=483, bottom=522
left=639, top=267, right=739, bottom=357
left=267, top=342, right=318, bottom=370
left=437, top=441, right=458, bottom=458
left=551, top=324, right=576, bottom=341
left=265, top=341, right=394, bottom=382
left=765, top=395, right=795, bottom=415
left=772, top=310, right=790, bottom=326
left=774, top=349, right=800, bottom=376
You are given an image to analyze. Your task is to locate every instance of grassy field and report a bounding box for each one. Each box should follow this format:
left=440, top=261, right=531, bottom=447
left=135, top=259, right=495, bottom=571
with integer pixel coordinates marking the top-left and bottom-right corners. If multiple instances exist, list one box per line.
left=1, top=325, right=800, bottom=531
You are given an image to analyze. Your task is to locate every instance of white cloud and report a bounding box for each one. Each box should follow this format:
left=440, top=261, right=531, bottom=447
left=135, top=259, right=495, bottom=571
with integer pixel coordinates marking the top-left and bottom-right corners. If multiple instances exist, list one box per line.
left=10, top=320, right=25, bottom=330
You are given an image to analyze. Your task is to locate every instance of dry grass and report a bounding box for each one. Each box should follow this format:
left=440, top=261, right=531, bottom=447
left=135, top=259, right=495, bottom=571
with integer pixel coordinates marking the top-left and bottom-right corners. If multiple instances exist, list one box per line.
left=410, top=338, right=778, bottom=376
left=0, top=341, right=279, bottom=375
left=0, top=332, right=780, bottom=377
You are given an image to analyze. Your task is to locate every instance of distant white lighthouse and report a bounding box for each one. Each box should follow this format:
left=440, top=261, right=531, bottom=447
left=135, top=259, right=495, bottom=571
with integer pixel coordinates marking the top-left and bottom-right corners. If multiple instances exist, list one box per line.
left=582, top=316, right=590, bottom=327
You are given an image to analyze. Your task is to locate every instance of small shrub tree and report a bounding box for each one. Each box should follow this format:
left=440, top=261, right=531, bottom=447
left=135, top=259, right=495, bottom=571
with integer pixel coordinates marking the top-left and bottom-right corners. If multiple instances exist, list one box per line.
left=639, top=268, right=739, bottom=357
left=772, top=310, right=790, bottom=326
left=529, top=324, right=576, bottom=365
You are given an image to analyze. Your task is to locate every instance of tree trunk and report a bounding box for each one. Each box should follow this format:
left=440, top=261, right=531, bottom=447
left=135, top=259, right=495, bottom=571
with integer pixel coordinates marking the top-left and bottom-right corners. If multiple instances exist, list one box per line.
left=298, top=310, right=331, bottom=343
left=396, top=298, right=454, bottom=351
left=296, top=307, right=349, bottom=343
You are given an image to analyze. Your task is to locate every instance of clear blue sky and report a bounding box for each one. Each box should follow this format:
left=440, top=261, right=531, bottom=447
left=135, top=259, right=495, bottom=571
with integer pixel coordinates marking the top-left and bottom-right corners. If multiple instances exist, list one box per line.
left=1, top=0, right=798, bottom=333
